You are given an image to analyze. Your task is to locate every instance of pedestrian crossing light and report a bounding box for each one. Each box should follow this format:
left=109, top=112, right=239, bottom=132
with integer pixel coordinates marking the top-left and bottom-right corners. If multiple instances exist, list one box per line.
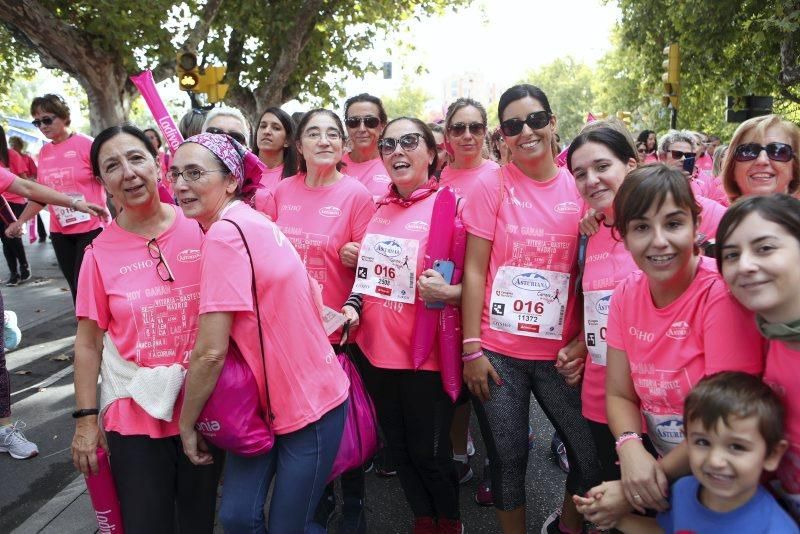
left=177, top=52, right=201, bottom=92
left=661, top=44, right=680, bottom=109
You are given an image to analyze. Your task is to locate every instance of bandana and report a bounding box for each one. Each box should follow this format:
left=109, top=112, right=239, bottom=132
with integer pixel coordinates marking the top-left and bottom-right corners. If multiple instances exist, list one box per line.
left=183, top=133, right=265, bottom=201
left=376, top=178, right=439, bottom=208
left=756, top=315, right=800, bottom=343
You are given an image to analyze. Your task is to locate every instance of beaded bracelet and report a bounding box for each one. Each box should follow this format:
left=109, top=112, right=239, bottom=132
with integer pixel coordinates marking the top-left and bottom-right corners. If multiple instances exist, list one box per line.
left=462, top=337, right=481, bottom=345
left=461, top=350, right=484, bottom=362
left=614, top=432, right=642, bottom=452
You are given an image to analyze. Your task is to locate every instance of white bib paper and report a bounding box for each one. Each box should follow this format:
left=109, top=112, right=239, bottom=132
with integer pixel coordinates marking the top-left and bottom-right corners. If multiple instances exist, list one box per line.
left=644, top=411, right=684, bottom=457
left=353, top=233, right=419, bottom=304
left=53, top=194, right=90, bottom=227
left=583, top=290, right=613, bottom=365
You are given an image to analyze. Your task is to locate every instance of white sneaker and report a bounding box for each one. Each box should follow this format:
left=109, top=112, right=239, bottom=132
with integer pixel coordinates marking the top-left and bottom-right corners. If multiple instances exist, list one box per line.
left=0, top=421, right=39, bottom=459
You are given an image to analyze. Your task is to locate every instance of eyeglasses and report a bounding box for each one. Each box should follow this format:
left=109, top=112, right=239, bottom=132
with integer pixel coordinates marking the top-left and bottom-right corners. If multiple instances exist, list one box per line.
left=147, top=238, right=175, bottom=282
left=668, top=150, right=694, bottom=160
left=447, top=122, right=486, bottom=137
left=345, top=116, right=381, bottom=129
left=32, top=116, right=57, bottom=128
left=205, top=127, right=247, bottom=146
left=500, top=111, right=551, bottom=137
left=166, top=168, right=227, bottom=183
left=733, top=142, right=794, bottom=163
left=638, top=148, right=647, bottom=154
left=378, top=133, right=423, bottom=156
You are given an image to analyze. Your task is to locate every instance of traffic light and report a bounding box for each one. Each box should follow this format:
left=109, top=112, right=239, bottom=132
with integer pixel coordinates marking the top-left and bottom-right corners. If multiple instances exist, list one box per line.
left=202, top=66, right=229, bottom=104
left=177, top=51, right=201, bottom=92
left=725, top=95, right=774, bottom=123
left=661, top=44, right=680, bottom=109
left=616, top=111, right=632, bottom=127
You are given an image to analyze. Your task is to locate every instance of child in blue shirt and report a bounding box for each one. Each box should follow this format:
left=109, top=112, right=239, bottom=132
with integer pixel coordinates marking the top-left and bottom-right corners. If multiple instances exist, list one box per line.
left=617, top=371, right=798, bottom=533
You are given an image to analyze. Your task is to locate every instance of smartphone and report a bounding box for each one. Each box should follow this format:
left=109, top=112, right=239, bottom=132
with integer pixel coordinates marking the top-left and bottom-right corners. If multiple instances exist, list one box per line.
left=682, top=155, right=696, bottom=174
left=425, top=259, right=455, bottom=309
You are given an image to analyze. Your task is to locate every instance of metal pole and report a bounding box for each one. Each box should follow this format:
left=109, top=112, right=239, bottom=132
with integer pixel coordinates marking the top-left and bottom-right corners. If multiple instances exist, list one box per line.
left=670, top=108, right=678, bottom=129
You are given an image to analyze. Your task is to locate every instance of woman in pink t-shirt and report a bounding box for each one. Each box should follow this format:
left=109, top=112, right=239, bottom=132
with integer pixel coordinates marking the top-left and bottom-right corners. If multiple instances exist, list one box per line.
left=341, top=117, right=464, bottom=533
left=577, top=166, right=764, bottom=528
left=253, top=107, right=297, bottom=193
left=461, top=84, right=601, bottom=533
left=71, top=125, right=221, bottom=533
left=11, top=94, right=108, bottom=302
left=341, top=93, right=392, bottom=200
left=172, top=132, right=349, bottom=533
left=716, top=194, right=800, bottom=521
left=0, top=128, right=31, bottom=285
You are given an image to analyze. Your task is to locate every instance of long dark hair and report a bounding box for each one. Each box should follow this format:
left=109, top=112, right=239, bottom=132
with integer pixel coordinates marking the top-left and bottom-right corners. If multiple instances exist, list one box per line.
left=0, top=125, right=8, bottom=167
left=254, top=107, right=297, bottom=178
left=90, top=124, right=158, bottom=179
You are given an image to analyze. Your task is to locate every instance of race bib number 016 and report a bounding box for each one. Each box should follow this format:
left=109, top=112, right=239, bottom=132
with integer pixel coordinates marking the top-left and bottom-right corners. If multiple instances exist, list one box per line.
left=489, top=266, right=569, bottom=340
left=353, top=233, right=419, bottom=304
left=53, top=194, right=90, bottom=227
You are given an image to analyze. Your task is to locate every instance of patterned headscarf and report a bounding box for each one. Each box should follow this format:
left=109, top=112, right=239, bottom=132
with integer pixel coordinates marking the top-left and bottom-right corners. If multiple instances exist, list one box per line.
left=183, top=132, right=265, bottom=200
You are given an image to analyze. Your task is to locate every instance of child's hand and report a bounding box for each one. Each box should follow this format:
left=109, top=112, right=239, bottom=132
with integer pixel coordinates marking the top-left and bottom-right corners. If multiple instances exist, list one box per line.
left=575, top=480, right=632, bottom=530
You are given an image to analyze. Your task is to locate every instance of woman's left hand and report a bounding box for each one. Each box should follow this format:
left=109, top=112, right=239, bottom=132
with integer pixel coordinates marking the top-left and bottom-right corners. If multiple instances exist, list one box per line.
left=555, top=333, right=587, bottom=386
left=180, top=426, right=214, bottom=466
left=77, top=200, right=111, bottom=220
left=417, top=269, right=453, bottom=304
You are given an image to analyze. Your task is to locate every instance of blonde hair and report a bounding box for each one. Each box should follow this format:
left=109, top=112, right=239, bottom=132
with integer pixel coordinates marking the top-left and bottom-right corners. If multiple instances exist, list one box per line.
left=721, top=114, right=800, bottom=201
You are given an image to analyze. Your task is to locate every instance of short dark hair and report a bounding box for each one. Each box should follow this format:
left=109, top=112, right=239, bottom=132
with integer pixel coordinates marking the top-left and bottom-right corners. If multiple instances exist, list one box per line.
left=567, top=126, right=638, bottom=174
left=90, top=124, right=158, bottom=180
left=31, top=94, right=71, bottom=125
left=344, top=93, right=388, bottom=125
left=445, top=98, right=488, bottom=130
left=685, top=371, right=785, bottom=454
left=0, top=125, right=7, bottom=167
left=380, top=117, right=438, bottom=177
left=143, top=128, right=162, bottom=149
left=716, top=194, right=800, bottom=272
left=295, top=109, right=346, bottom=174
left=613, top=163, right=701, bottom=240
left=254, top=107, right=297, bottom=178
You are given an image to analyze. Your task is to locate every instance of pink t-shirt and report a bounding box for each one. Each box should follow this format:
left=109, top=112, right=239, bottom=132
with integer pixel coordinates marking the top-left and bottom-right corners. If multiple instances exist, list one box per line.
left=644, top=153, right=659, bottom=164
left=439, top=159, right=500, bottom=199
left=264, top=174, right=375, bottom=343
left=606, top=257, right=765, bottom=455
left=355, top=190, right=452, bottom=371
left=581, top=224, right=639, bottom=423
left=37, top=133, right=106, bottom=234
left=342, top=153, right=391, bottom=201
left=1, top=150, right=28, bottom=204
left=0, top=167, right=16, bottom=193
left=694, top=170, right=729, bottom=207
left=763, top=341, right=800, bottom=519
left=260, top=163, right=284, bottom=192
left=462, top=164, right=584, bottom=360
left=76, top=205, right=204, bottom=438
left=695, top=195, right=725, bottom=243
left=696, top=153, right=713, bottom=172
left=199, top=202, right=349, bottom=434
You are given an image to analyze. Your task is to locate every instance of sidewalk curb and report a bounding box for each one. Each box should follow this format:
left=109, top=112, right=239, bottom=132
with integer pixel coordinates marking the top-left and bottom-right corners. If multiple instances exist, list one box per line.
left=11, top=476, right=87, bottom=534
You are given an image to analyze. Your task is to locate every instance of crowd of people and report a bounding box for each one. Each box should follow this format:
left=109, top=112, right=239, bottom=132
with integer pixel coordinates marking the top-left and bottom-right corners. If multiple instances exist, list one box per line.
left=0, top=84, right=798, bottom=534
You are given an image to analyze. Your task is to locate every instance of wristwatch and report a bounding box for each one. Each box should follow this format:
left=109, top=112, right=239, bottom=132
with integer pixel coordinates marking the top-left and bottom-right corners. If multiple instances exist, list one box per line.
left=72, top=408, right=99, bottom=418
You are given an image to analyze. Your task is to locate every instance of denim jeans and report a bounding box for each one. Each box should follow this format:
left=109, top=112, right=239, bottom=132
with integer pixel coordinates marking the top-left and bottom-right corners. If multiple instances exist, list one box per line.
left=219, top=400, right=347, bottom=533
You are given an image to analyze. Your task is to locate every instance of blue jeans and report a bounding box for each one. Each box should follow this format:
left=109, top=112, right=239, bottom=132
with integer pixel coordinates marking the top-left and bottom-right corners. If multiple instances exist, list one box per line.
left=219, top=400, right=347, bottom=533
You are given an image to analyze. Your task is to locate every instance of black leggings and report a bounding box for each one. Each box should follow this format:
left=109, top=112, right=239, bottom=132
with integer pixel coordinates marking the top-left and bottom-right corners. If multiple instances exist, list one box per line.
left=106, top=431, right=223, bottom=534
left=353, top=345, right=459, bottom=520
left=50, top=228, right=102, bottom=302
left=0, top=290, right=7, bottom=419
left=0, top=202, right=28, bottom=276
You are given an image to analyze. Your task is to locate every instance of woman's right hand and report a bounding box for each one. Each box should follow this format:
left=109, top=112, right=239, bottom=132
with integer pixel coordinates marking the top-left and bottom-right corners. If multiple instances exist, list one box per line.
left=5, top=221, right=23, bottom=238
left=579, top=208, right=603, bottom=236
left=340, top=305, right=360, bottom=344
left=71, top=418, right=107, bottom=476
left=617, top=440, right=670, bottom=513
left=463, top=355, right=502, bottom=402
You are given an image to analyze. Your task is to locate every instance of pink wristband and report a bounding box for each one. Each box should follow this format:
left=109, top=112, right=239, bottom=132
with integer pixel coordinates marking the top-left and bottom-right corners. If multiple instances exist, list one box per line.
left=462, top=338, right=481, bottom=345
left=614, top=433, right=642, bottom=452
left=461, top=350, right=484, bottom=362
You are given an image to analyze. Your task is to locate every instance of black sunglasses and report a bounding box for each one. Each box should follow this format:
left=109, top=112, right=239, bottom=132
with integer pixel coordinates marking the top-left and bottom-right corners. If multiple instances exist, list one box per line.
left=447, top=122, right=486, bottom=137
left=205, top=127, right=247, bottom=146
left=32, top=116, right=57, bottom=128
left=733, top=142, right=794, bottom=163
left=147, top=238, right=175, bottom=283
left=345, top=116, right=381, bottom=129
left=500, top=111, right=551, bottom=137
left=378, top=133, right=423, bottom=156
left=668, top=150, right=695, bottom=160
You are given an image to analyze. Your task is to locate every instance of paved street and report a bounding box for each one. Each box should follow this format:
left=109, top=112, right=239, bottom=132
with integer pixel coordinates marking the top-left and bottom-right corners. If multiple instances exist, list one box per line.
left=0, top=235, right=567, bottom=533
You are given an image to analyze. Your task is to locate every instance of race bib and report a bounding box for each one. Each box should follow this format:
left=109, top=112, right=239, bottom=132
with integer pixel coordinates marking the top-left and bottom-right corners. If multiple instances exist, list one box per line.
left=322, top=306, right=347, bottom=336
left=52, top=194, right=90, bottom=227
left=583, top=290, right=612, bottom=365
left=644, top=411, right=684, bottom=457
left=353, top=233, right=419, bottom=304
left=489, top=266, right=569, bottom=340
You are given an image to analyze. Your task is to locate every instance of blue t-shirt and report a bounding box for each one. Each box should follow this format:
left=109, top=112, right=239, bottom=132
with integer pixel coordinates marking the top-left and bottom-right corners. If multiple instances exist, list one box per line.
left=657, top=476, right=798, bottom=533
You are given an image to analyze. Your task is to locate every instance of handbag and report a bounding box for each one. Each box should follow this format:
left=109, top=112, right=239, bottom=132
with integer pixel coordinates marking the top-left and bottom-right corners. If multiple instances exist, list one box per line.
left=327, top=323, right=380, bottom=482
left=192, top=218, right=275, bottom=457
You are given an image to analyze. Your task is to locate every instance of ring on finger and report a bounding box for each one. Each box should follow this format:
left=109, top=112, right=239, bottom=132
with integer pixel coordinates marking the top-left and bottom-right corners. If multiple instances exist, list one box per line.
left=633, top=494, right=642, bottom=500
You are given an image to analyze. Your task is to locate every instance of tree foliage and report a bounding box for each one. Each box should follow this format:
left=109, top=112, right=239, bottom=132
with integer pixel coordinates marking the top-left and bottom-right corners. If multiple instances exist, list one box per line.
left=382, top=76, right=431, bottom=121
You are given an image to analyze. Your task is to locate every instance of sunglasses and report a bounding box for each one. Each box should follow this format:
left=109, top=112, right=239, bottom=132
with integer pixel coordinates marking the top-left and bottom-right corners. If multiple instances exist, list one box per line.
left=205, top=127, right=247, bottom=146
left=147, top=238, right=175, bottom=283
left=345, top=116, right=381, bottom=129
left=378, top=133, right=423, bottom=156
left=447, top=122, right=486, bottom=137
left=668, top=150, right=694, bottom=160
left=733, top=142, right=794, bottom=163
left=500, top=111, right=551, bottom=137
left=32, top=116, right=58, bottom=128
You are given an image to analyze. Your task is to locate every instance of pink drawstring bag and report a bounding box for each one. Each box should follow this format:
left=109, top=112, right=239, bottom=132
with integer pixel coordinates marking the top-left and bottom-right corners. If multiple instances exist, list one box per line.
left=328, top=332, right=380, bottom=482
left=85, top=448, right=125, bottom=533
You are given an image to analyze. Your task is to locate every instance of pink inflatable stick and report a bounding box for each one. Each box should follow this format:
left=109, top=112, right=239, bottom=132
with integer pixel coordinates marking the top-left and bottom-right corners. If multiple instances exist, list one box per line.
left=438, top=216, right=466, bottom=401
left=130, top=70, right=184, bottom=153
left=411, top=186, right=456, bottom=370
left=84, top=447, right=125, bottom=533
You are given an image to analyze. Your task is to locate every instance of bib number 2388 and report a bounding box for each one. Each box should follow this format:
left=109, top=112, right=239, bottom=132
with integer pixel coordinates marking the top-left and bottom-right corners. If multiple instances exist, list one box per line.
left=489, top=266, right=569, bottom=340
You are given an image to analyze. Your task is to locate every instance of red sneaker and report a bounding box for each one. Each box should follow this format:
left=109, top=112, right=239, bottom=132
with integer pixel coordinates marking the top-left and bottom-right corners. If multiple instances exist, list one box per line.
left=412, top=517, right=437, bottom=534
left=437, top=518, right=464, bottom=533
